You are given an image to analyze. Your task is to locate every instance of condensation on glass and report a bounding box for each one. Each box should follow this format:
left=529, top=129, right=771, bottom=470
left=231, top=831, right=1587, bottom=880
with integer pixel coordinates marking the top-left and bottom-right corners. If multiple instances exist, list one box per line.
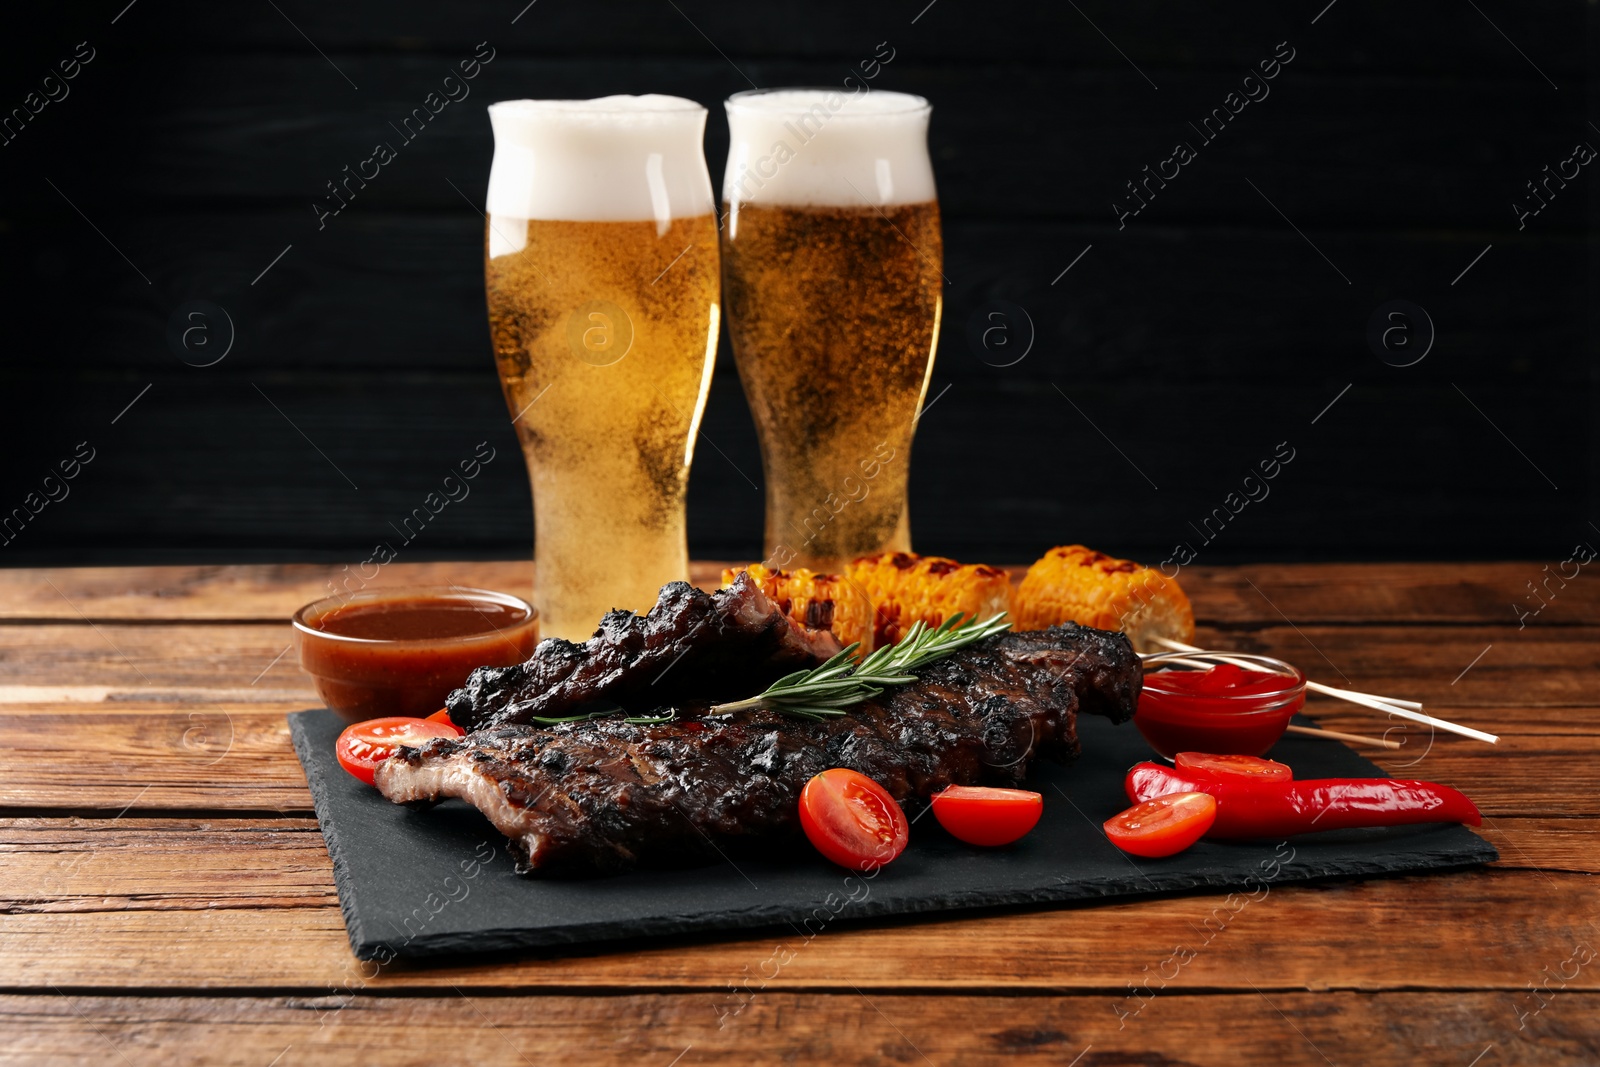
left=721, top=89, right=942, bottom=573
left=485, top=96, right=720, bottom=640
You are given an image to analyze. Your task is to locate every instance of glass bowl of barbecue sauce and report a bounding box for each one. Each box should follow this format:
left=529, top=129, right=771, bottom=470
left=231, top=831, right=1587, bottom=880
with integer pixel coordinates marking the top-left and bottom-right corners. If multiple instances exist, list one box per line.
left=1134, top=652, right=1306, bottom=758
left=292, top=587, right=539, bottom=721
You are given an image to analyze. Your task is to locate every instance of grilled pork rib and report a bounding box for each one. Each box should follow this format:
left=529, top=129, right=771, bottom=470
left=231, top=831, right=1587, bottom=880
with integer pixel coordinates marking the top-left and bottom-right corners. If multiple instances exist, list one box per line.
left=446, top=571, right=844, bottom=732
left=377, top=625, right=1140, bottom=874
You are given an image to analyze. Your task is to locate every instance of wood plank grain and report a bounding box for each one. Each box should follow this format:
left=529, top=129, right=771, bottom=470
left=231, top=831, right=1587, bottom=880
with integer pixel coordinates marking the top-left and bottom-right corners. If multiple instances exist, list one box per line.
left=5, top=561, right=1596, bottom=625
left=0, top=698, right=1594, bottom=815
left=1183, top=562, right=1600, bottom=628
left=1474, top=818, right=1600, bottom=876
left=0, top=990, right=1591, bottom=1067
left=1252, top=730, right=1593, bottom=819
left=1185, top=624, right=1600, bottom=710
left=0, top=871, right=1592, bottom=994
left=0, top=620, right=1588, bottom=710
left=0, top=625, right=322, bottom=698
left=0, top=707, right=313, bottom=812
left=0, top=561, right=555, bottom=622
left=0, top=812, right=1589, bottom=923
left=0, top=819, right=334, bottom=911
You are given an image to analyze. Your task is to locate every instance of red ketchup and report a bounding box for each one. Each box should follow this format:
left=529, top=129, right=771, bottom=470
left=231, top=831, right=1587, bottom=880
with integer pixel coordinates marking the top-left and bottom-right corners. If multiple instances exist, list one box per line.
left=1133, top=655, right=1307, bottom=758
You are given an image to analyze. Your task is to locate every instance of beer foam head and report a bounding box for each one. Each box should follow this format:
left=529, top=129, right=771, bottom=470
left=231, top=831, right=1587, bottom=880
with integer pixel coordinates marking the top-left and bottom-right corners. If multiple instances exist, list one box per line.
left=722, top=89, right=935, bottom=208
left=486, top=96, right=715, bottom=224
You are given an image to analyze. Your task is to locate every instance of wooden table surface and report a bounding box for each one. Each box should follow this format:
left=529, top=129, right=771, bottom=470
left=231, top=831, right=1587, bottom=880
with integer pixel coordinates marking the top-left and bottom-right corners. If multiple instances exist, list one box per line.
left=2, top=560, right=1595, bottom=1066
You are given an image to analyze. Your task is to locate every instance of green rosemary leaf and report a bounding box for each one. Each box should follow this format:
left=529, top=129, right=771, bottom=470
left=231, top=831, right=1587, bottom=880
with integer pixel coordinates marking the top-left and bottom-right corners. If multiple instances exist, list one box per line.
left=518, top=614, right=1010, bottom=728
left=710, top=611, right=1011, bottom=719
left=527, top=708, right=677, bottom=726
left=523, top=698, right=676, bottom=727
left=526, top=712, right=614, bottom=725
left=622, top=711, right=677, bottom=725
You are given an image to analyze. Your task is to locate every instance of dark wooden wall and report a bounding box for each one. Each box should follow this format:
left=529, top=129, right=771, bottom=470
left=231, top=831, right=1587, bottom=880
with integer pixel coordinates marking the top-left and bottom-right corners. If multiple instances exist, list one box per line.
left=1, top=1, right=1593, bottom=567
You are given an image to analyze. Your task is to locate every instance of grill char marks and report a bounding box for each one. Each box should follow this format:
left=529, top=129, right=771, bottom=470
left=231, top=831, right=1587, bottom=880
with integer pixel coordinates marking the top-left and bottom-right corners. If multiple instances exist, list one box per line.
left=378, top=624, right=1141, bottom=874
left=446, top=571, right=844, bottom=731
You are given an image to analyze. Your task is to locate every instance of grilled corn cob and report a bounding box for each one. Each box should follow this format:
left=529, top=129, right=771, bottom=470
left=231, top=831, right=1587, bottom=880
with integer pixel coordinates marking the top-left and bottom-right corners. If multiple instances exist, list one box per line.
left=1013, top=544, right=1193, bottom=653
left=721, top=562, right=874, bottom=650
left=725, top=553, right=1012, bottom=652
left=847, top=552, right=1013, bottom=650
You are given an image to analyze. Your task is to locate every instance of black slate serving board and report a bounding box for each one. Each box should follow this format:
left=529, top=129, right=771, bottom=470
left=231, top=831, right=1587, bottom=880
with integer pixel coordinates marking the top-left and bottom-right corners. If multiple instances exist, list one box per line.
left=289, top=709, right=1497, bottom=961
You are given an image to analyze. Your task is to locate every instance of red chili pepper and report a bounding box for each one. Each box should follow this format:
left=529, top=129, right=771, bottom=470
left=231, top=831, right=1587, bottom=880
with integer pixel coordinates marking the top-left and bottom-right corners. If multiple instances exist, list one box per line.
left=1124, top=761, right=1482, bottom=841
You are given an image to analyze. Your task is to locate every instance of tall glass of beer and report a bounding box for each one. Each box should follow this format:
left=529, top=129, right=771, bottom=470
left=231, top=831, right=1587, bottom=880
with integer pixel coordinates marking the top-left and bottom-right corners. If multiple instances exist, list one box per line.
left=721, top=89, right=942, bottom=573
left=485, top=97, right=720, bottom=640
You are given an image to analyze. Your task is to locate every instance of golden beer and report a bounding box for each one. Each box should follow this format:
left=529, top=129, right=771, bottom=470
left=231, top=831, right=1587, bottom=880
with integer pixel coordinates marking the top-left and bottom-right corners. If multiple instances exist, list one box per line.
left=485, top=97, right=718, bottom=640
left=721, top=90, right=942, bottom=572
left=721, top=201, right=941, bottom=570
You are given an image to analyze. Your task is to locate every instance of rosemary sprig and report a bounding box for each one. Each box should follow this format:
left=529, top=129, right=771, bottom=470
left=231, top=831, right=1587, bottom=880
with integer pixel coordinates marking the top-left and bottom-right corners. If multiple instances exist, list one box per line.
left=524, top=701, right=677, bottom=726
left=710, top=611, right=1012, bottom=720
left=514, top=612, right=1010, bottom=727
left=527, top=712, right=677, bottom=725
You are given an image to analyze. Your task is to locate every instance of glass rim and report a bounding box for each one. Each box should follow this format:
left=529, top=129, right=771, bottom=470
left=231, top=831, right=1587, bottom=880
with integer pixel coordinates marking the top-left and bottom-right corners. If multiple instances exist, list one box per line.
left=1140, top=650, right=1306, bottom=701
left=291, top=585, right=537, bottom=648
left=488, top=96, right=707, bottom=117
left=724, top=87, right=930, bottom=118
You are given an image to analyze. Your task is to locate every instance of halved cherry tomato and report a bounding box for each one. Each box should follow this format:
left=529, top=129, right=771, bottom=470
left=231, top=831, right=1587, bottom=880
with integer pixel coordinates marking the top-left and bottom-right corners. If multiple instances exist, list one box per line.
left=425, top=708, right=466, bottom=736
left=798, top=769, right=909, bottom=871
left=1175, top=752, right=1292, bottom=783
left=1104, top=791, right=1217, bottom=858
left=335, top=716, right=460, bottom=786
left=930, top=786, right=1043, bottom=847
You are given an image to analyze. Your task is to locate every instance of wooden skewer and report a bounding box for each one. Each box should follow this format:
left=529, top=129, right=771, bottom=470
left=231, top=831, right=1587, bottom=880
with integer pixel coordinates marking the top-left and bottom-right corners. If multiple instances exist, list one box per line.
left=1285, top=724, right=1401, bottom=750
left=1145, top=636, right=1499, bottom=745
left=1149, top=637, right=1422, bottom=710
left=1321, top=697, right=1499, bottom=745
left=1305, top=682, right=1423, bottom=713
left=1143, top=653, right=1406, bottom=749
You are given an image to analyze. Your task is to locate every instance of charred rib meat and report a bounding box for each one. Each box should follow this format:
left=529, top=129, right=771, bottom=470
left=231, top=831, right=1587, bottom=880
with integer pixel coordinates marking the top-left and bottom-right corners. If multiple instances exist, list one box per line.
left=446, top=571, right=844, bottom=732
left=377, top=624, right=1140, bottom=874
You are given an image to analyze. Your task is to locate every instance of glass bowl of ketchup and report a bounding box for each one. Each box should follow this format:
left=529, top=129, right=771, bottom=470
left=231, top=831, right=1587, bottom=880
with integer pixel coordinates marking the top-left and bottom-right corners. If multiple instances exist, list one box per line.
left=293, top=587, right=539, bottom=722
left=1134, top=652, right=1307, bottom=758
